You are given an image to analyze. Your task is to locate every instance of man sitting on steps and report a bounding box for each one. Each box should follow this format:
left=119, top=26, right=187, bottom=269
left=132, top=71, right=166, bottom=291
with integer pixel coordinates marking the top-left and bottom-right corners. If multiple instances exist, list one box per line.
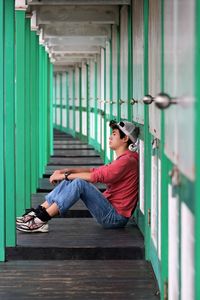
left=16, top=120, right=139, bottom=233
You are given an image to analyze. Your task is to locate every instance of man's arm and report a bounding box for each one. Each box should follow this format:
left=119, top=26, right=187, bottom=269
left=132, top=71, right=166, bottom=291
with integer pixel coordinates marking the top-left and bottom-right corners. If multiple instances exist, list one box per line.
left=49, top=169, right=92, bottom=185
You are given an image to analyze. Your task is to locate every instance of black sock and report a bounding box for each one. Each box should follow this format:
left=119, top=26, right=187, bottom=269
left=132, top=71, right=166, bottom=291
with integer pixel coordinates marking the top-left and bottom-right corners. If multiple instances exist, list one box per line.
left=35, top=206, right=51, bottom=222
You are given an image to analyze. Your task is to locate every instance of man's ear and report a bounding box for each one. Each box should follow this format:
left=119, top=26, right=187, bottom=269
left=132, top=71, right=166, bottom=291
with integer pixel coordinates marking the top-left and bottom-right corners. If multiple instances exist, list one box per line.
left=123, top=135, right=129, bottom=143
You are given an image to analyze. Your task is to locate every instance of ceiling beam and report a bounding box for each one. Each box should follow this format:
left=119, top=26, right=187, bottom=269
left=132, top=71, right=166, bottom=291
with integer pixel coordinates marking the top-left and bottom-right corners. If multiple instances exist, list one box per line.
left=42, top=23, right=111, bottom=38
left=28, top=0, right=130, bottom=6
left=46, top=36, right=106, bottom=47
left=36, top=5, right=119, bottom=25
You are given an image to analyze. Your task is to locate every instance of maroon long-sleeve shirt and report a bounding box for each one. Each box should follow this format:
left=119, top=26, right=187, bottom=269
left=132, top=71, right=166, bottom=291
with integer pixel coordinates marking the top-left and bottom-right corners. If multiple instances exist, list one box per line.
left=90, top=150, right=139, bottom=218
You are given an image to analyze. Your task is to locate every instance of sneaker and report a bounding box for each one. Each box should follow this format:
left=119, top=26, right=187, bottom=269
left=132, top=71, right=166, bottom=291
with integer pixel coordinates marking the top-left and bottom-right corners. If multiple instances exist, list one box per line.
left=16, top=210, right=36, bottom=225
left=16, top=217, right=49, bottom=233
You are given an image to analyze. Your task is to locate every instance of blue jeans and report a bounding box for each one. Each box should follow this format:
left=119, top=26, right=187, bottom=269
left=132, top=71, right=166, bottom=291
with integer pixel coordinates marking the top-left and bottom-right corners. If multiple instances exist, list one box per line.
left=45, top=178, right=129, bottom=229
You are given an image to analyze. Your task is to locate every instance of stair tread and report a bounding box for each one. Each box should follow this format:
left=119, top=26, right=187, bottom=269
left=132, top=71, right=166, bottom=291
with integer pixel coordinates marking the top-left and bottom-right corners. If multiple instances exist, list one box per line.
left=37, top=178, right=106, bottom=192
left=0, top=260, right=159, bottom=300
left=16, top=218, right=144, bottom=249
left=48, top=156, right=103, bottom=165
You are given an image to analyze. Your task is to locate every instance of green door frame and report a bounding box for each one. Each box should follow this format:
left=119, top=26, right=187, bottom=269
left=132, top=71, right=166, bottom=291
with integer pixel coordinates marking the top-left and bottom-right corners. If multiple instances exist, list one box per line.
left=5, top=0, right=15, bottom=247
left=0, top=0, right=5, bottom=262
left=15, top=10, right=26, bottom=216
left=195, top=0, right=200, bottom=298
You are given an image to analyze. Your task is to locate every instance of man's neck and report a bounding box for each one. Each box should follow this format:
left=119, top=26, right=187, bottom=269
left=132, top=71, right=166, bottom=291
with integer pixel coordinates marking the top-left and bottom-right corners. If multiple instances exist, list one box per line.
left=115, top=147, right=128, bottom=157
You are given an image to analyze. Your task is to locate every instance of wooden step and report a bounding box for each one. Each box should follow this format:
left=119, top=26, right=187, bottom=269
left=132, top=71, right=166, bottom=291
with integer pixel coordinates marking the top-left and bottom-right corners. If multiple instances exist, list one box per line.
left=52, top=149, right=99, bottom=157
left=48, top=156, right=103, bottom=165
left=0, top=260, right=159, bottom=300
left=45, top=164, right=103, bottom=174
left=37, top=178, right=106, bottom=193
left=7, top=219, right=144, bottom=260
left=54, top=144, right=94, bottom=150
left=31, top=193, right=92, bottom=218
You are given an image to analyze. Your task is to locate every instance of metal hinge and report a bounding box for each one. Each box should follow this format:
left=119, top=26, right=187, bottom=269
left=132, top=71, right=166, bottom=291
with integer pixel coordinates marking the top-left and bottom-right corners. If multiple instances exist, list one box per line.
left=148, top=208, right=151, bottom=226
left=164, top=281, right=168, bottom=300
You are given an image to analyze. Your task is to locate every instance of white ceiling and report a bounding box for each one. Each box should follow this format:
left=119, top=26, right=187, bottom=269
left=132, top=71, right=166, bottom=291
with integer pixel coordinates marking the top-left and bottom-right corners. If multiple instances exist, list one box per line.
left=19, top=0, right=131, bottom=70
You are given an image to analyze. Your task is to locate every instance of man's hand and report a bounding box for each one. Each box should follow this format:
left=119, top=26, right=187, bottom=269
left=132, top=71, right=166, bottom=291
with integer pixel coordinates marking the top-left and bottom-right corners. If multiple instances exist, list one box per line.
left=49, top=170, right=65, bottom=185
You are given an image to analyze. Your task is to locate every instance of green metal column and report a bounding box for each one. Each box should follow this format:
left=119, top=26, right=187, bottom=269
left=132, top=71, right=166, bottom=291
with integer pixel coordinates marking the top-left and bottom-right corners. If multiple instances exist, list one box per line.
left=60, top=73, right=63, bottom=131
left=49, top=62, right=54, bottom=156
left=39, top=45, right=44, bottom=177
left=160, top=0, right=169, bottom=298
left=15, top=10, right=26, bottom=215
left=43, top=48, right=49, bottom=166
left=143, top=0, right=151, bottom=260
left=5, top=0, right=15, bottom=246
left=25, top=17, right=31, bottom=209
left=0, top=0, right=5, bottom=261
left=195, top=0, right=200, bottom=298
left=30, top=31, right=39, bottom=193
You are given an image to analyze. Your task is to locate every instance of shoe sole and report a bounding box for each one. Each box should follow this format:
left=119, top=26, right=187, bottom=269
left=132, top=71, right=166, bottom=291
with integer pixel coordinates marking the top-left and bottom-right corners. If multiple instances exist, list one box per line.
left=16, top=225, right=49, bottom=233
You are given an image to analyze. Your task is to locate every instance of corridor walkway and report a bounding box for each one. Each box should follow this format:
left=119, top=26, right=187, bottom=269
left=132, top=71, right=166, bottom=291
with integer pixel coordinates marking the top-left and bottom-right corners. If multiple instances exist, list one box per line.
left=0, top=130, right=159, bottom=299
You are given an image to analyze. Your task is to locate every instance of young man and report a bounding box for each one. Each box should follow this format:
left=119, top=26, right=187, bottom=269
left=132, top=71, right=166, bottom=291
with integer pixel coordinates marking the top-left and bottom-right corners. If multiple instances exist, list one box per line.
left=16, top=120, right=139, bottom=233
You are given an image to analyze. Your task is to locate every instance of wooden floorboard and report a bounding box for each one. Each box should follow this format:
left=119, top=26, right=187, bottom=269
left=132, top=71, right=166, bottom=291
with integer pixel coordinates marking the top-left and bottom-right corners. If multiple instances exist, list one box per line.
left=0, top=260, right=159, bottom=300
left=52, top=149, right=99, bottom=156
left=45, top=164, right=103, bottom=174
left=37, top=178, right=106, bottom=193
left=54, top=144, right=94, bottom=150
left=31, top=194, right=92, bottom=218
left=48, top=156, right=103, bottom=165
left=7, top=219, right=144, bottom=260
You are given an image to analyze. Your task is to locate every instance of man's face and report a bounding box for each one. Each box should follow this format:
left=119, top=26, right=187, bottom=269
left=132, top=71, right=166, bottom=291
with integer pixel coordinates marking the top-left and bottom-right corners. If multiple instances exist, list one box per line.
left=109, top=129, right=125, bottom=150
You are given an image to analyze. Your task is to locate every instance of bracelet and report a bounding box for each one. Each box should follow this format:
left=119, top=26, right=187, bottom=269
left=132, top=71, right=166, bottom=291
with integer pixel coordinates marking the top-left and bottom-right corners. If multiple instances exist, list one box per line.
left=64, top=171, right=70, bottom=181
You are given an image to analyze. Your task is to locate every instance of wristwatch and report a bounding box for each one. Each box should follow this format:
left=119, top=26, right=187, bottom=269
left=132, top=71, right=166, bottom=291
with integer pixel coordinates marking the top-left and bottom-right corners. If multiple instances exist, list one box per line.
left=64, top=171, right=70, bottom=181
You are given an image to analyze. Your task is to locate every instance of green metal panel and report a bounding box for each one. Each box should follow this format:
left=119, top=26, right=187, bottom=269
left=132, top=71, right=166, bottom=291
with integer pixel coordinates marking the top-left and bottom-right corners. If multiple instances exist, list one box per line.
left=195, top=1, right=200, bottom=299
left=120, top=5, right=129, bottom=119
left=111, top=25, right=119, bottom=118
left=148, top=0, right=161, bottom=139
left=132, top=0, right=144, bottom=124
left=15, top=11, right=26, bottom=215
left=30, top=31, right=39, bottom=193
left=24, top=17, right=31, bottom=210
left=4, top=0, right=15, bottom=246
left=60, top=72, right=63, bottom=130
left=160, top=1, right=169, bottom=298
left=49, top=62, right=54, bottom=156
left=0, top=0, right=5, bottom=261
left=164, top=0, right=195, bottom=181
left=75, top=67, right=80, bottom=136
left=39, top=45, right=45, bottom=177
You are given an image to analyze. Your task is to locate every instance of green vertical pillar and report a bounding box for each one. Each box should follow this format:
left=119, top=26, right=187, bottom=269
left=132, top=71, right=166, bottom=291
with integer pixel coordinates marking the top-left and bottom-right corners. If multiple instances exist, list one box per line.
left=73, top=70, right=76, bottom=135
left=143, top=0, right=151, bottom=260
left=5, top=0, right=15, bottom=245
left=128, top=5, right=132, bottom=121
left=15, top=10, right=26, bottom=215
left=0, top=0, right=5, bottom=261
left=39, top=45, right=44, bottom=177
left=160, top=0, right=169, bottom=298
left=24, top=17, right=31, bottom=209
left=60, top=73, right=63, bottom=131
left=30, top=31, right=39, bottom=193
left=44, top=51, right=48, bottom=166
left=49, top=63, right=54, bottom=156
left=195, top=0, right=200, bottom=298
